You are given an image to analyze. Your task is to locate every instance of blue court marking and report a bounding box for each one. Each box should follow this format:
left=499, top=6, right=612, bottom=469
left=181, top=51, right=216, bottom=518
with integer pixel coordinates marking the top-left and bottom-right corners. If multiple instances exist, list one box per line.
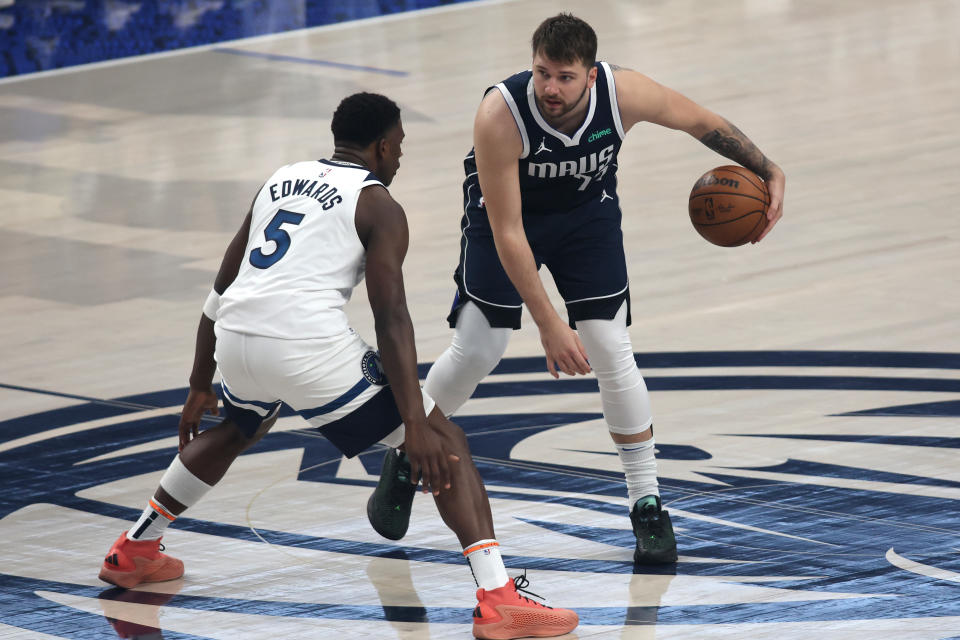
left=736, top=434, right=960, bottom=449
left=461, top=350, right=960, bottom=377
left=3, top=351, right=960, bottom=634
left=471, top=374, right=960, bottom=397
left=3, top=568, right=959, bottom=628
left=838, top=399, right=960, bottom=417
left=0, top=381, right=158, bottom=411
left=731, top=458, right=960, bottom=489
left=213, top=47, right=408, bottom=76
left=0, top=576, right=210, bottom=639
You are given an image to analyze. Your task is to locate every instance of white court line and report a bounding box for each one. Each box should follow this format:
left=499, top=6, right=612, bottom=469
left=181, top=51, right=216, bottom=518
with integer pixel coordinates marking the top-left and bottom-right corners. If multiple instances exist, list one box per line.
left=886, top=548, right=960, bottom=583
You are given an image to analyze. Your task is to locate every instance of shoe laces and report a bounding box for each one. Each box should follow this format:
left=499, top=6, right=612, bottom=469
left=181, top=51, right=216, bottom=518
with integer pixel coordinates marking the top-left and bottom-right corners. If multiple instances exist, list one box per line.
left=512, top=570, right=550, bottom=607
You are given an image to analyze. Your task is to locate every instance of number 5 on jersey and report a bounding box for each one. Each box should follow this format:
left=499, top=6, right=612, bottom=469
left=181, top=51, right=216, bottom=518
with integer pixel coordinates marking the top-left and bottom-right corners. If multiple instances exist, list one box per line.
left=249, top=209, right=305, bottom=269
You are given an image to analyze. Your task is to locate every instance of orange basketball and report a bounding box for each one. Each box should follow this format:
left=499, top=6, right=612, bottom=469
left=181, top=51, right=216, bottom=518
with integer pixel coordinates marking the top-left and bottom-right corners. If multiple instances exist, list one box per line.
left=688, top=165, right=769, bottom=246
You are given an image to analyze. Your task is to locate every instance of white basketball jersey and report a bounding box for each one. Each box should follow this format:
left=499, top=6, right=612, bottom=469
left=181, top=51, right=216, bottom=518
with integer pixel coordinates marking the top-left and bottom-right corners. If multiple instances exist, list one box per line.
left=217, top=159, right=383, bottom=339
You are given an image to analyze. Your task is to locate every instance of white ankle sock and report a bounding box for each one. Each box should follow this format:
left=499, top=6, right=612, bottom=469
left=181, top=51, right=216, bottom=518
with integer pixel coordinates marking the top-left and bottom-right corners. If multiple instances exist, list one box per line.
left=615, top=438, right=659, bottom=509
left=127, top=497, right=177, bottom=541
left=463, top=539, right=509, bottom=590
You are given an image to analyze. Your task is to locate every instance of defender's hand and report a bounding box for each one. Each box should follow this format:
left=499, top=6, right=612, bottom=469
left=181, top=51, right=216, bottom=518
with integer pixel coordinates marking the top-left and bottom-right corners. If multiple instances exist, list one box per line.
left=178, top=387, right=219, bottom=451
left=403, top=418, right=460, bottom=495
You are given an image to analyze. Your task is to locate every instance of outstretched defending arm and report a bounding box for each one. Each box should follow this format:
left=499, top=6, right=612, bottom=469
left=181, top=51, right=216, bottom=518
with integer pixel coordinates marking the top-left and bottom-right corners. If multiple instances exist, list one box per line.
left=179, top=207, right=252, bottom=450
left=613, top=67, right=785, bottom=242
left=355, top=185, right=458, bottom=495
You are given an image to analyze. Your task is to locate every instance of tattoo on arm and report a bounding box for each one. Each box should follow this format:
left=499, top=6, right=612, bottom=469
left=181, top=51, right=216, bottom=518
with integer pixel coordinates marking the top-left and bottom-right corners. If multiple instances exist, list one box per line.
left=608, top=63, right=635, bottom=72
left=699, top=119, right=772, bottom=180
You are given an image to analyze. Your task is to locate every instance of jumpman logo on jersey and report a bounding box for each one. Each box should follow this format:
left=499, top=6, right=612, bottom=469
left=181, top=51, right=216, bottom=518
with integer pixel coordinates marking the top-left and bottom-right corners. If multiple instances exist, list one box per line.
left=535, top=137, right=552, bottom=155
left=600, top=189, right=613, bottom=202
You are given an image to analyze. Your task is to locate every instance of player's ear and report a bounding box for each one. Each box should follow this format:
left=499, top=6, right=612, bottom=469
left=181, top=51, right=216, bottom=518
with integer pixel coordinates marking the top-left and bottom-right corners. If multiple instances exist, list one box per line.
left=375, top=136, right=388, bottom=159
left=587, top=65, right=598, bottom=88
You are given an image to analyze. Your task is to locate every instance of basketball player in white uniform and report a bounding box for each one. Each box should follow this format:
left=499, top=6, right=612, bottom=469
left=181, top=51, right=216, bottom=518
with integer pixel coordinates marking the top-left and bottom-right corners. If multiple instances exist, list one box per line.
left=97, top=93, right=578, bottom=640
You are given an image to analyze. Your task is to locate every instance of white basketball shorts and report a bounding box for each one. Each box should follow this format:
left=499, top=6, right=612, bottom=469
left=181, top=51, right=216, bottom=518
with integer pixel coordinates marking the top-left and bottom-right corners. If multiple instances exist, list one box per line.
left=213, top=325, right=434, bottom=457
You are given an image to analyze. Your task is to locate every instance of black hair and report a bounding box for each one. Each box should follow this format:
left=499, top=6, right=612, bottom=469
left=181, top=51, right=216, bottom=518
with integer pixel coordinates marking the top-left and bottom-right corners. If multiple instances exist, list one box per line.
left=331, top=92, right=401, bottom=147
left=530, top=13, right=597, bottom=68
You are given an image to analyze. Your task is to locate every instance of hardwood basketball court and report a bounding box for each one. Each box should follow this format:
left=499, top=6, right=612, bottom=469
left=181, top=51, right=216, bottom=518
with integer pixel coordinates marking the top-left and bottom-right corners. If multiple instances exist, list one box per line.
left=1, top=0, right=958, bottom=637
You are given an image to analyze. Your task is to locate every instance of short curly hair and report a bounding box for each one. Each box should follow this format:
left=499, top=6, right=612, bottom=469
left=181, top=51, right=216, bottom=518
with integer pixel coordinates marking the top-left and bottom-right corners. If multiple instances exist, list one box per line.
left=331, top=92, right=401, bottom=147
left=531, top=13, right=597, bottom=68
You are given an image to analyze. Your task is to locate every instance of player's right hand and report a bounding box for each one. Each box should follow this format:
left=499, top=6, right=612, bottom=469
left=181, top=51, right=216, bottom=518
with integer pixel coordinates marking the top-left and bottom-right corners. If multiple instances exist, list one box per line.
left=403, top=417, right=460, bottom=495
left=178, top=387, right=219, bottom=451
left=755, top=165, right=785, bottom=243
left=540, top=317, right=591, bottom=378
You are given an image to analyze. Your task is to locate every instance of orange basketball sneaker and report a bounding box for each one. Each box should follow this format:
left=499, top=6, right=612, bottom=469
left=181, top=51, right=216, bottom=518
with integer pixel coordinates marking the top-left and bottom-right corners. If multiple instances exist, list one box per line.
left=98, top=531, right=184, bottom=589
left=472, top=575, right=578, bottom=639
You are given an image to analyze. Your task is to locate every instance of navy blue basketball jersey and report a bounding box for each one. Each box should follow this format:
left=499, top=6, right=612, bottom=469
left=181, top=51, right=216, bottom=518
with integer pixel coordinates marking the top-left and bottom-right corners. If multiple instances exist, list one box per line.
left=465, top=62, right=625, bottom=215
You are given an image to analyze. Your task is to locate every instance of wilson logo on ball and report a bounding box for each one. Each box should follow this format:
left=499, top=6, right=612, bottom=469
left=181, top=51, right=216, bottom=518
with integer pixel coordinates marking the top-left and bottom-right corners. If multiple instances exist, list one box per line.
left=694, top=175, right=741, bottom=189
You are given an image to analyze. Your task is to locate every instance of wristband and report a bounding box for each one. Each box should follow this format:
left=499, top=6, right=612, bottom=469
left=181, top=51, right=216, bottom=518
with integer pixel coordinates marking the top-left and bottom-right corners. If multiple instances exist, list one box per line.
left=202, top=289, right=220, bottom=321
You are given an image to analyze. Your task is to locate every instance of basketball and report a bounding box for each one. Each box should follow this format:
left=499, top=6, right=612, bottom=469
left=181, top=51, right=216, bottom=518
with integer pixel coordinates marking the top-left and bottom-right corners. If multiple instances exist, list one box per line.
left=688, top=165, right=769, bottom=246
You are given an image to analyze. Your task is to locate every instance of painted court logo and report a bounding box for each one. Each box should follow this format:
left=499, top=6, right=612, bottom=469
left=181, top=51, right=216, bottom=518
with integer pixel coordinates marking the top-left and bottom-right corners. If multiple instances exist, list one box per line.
left=0, top=350, right=958, bottom=635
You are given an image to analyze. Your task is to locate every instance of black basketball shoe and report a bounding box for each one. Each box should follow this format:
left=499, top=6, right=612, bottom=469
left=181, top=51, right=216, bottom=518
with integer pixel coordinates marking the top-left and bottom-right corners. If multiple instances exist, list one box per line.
left=367, top=449, right=418, bottom=540
left=630, top=495, right=678, bottom=564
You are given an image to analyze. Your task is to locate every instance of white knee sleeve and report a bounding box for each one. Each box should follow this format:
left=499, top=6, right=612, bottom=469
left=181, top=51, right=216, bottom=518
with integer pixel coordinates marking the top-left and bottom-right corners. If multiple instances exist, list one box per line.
left=424, top=302, right=511, bottom=416
left=576, top=302, right=652, bottom=434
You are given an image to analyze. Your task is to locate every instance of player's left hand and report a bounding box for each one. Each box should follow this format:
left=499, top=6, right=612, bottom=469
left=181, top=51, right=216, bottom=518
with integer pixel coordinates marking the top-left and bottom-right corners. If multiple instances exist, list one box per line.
left=754, top=165, right=785, bottom=243
left=178, top=387, right=219, bottom=451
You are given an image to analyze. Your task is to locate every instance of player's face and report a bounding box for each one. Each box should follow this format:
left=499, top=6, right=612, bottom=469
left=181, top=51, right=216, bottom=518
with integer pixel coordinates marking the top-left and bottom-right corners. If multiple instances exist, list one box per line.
left=532, top=53, right=596, bottom=121
left=378, top=121, right=404, bottom=186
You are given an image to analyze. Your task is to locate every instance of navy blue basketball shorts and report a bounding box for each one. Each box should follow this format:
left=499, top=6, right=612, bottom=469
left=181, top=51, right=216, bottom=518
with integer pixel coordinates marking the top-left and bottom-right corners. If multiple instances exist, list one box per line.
left=449, top=196, right=631, bottom=330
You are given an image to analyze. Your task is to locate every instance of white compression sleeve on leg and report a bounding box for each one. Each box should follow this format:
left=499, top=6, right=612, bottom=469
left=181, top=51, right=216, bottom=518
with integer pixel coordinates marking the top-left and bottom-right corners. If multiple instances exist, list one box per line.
left=578, top=302, right=660, bottom=509
left=424, top=301, right=511, bottom=416
left=576, top=302, right=652, bottom=434
left=159, top=455, right=214, bottom=508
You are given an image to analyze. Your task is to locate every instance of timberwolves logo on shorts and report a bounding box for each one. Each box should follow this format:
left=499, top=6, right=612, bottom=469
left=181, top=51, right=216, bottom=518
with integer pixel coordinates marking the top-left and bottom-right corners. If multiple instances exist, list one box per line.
left=361, top=350, right=387, bottom=385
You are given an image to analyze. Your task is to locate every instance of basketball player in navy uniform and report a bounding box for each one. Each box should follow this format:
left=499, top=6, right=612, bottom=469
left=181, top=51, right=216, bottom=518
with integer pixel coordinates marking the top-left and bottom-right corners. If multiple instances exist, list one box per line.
left=97, top=92, right=578, bottom=640
left=368, top=14, right=786, bottom=564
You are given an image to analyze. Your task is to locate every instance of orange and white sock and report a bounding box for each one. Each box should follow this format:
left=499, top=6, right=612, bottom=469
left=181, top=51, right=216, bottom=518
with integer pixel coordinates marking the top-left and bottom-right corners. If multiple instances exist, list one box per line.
left=463, top=539, right=509, bottom=590
left=127, top=497, right=177, bottom=541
